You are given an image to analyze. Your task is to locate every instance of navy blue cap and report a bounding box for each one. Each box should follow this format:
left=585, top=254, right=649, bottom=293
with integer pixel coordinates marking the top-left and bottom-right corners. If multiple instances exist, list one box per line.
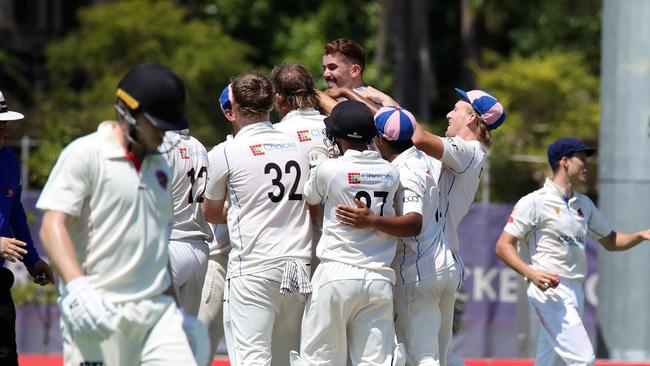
left=547, top=138, right=596, bottom=167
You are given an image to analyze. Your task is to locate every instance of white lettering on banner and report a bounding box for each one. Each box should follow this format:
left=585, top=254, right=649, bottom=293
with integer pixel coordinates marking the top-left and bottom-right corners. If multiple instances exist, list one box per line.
left=464, top=266, right=600, bottom=305
left=499, top=268, right=519, bottom=303
left=469, top=267, right=498, bottom=301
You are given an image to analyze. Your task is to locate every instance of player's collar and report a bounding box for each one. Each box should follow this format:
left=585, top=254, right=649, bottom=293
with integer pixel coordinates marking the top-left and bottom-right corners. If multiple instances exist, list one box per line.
left=391, top=146, right=418, bottom=167
left=236, top=120, right=272, bottom=137
left=543, top=177, right=579, bottom=203
left=342, top=149, right=381, bottom=160
left=98, top=121, right=127, bottom=158
left=281, top=108, right=320, bottom=122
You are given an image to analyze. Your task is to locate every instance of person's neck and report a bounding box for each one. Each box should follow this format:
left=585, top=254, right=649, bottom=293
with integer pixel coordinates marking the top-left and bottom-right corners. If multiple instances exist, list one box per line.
left=234, top=114, right=269, bottom=133
left=114, top=121, right=146, bottom=160
left=552, top=172, right=574, bottom=197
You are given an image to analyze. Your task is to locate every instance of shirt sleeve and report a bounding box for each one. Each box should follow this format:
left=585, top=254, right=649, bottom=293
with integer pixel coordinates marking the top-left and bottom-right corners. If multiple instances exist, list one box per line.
left=204, top=143, right=229, bottom=201
left=504, top=193, right=537, bottom=239
left=304, top=161, right=326, bottom=205
left=440, top=136, right=476, bottom=174
left=36, top=140, right=91, bottom=217
left=586, top=200, right=612, bottom=240
left=396, top=168, right=424, bottom=216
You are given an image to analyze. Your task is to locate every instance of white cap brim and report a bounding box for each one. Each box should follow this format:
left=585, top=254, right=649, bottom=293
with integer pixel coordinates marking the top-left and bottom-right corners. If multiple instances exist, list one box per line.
left=0, top=111, right=24, bottom=121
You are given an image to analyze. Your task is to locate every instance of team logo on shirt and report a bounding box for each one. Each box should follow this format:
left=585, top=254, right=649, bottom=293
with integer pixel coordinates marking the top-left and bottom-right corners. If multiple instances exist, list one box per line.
left=348, top=172, right=361, bottom=184
left=347, top=172, right=394, bottom=184
left=249, top=144, right=266, bottom=156
left=4, top=188, right=15, bottom=197
left=553, top=207, right=560, bottom=215
left=507, top=215, right=514, bottom=223
left=249, top=142, right=299, bottom=156
left=559, top=235, right=585, bottom=249
left=179, top=147, right=190, bottom=160
left=155, top=170, right=168, bottom=189
left=297, top=130, right=312, bottom=142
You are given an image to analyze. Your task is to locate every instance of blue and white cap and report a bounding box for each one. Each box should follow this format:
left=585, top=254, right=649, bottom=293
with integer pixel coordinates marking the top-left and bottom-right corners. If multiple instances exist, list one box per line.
left=374, top=106, right=416, bottom=141
left=454, top=88, right=506, bottom=131
left=218, top=84, right=233, bottom=113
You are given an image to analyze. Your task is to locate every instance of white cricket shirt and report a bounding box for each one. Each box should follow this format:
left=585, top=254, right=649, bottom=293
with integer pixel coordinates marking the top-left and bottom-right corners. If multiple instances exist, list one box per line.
left=391, top=147, right=455, bottom=285
left=164, top=132, right=214, bottom=243
left=36, top=121, right=173, bottom=303
left=504, top=178, right=611, bottom=280
left=304, top=149, right=400, bottom=283
left=437, top=136, right=488, bottom=252
left=273, top=108, right=328, bottom=167
left=204, top=121, right=312, bottom=279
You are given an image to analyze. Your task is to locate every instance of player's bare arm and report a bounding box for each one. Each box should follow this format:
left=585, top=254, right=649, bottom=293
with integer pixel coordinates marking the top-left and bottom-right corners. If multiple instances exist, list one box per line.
left=39, top=210, right=84, bottom=283
left=316, top=90, right=338, bottom=115
left=335, top=198, right=422, bottom=237
left=411, top=122, right=444, bottom=160
left=359, top=86, right=400, bottom=107
left=598, top=229, right=650, bottom=252
left=203, top=198, right=226, bottom=224
left=495, top=231, right=559, bottom=291
left=325, top=87, right=381, bottom=114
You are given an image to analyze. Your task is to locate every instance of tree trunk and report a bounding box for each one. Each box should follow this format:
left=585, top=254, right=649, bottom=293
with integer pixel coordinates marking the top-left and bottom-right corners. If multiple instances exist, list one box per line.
left=460, top=0, right=478, bottom=87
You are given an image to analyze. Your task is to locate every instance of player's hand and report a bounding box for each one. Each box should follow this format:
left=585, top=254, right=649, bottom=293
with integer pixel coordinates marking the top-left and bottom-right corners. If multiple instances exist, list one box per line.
left=28, top=259, right=55, bottom=286
left=0, top=236, right=28, bottom=262
left=178, top=310, right=210, bottom=366
left=60, top=276, right=118, bottom=340
left=359, top=86, right=400, bottom=107
left=324, top=86, right=353, bottom=100
left=529, top=270, right=560, bottom=292
left=335, top=198, right=377, bottom=229
left=638, top=229, right=650, bottom=241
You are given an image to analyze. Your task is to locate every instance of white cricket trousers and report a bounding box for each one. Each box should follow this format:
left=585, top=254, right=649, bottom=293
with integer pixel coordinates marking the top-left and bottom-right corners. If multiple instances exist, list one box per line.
left=62, top=295, right=197, bottom=366
left=294, top=264, right=396, bottom=365
left=527, top=277, right=595, bottom=366
left=225, top=274, right=306, bottom=366
left=394, top=265, right=460, bottom=366
left=169, top=239, right=210, bottom=315
left=198, top=252, right=229, bottom=362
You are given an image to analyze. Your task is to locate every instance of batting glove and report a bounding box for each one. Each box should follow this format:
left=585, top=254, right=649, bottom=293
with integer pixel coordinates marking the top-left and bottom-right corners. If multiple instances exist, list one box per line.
left=60, top=276, right=118, bottom=340
left=178, top=310, right=210, bottom=366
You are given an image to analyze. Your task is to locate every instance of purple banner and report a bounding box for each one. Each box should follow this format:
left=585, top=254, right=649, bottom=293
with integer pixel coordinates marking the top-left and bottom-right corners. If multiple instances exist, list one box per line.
left=12, top=195, right=601, bottom=357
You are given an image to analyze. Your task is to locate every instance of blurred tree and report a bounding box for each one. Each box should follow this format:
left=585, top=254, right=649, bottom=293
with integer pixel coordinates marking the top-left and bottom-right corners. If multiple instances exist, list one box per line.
left=27, top=0, right=253, bottom=186
left=474, top=50, right=600, bottom=202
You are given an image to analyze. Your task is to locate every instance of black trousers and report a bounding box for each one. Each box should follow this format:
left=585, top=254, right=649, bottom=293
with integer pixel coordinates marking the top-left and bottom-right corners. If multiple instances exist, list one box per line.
left=0, top=267, right=18, bottom=366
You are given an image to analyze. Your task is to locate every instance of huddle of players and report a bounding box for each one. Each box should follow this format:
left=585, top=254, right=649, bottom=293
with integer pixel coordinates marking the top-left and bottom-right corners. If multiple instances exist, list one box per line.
left=174, top=39, right=507, bottom=366
left=36, top=38, right=505, bottom=366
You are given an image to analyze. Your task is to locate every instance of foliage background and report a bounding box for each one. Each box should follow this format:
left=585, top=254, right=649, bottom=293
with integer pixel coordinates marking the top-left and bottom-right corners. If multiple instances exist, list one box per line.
left=1, top=0, right=603, bottom=202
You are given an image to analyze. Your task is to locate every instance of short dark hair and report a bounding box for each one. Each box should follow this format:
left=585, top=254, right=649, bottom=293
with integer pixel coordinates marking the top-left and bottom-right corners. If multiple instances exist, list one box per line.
left=384, top=138, right=414, bottom=153
left=323, top=39, right=366, bottom=72
left=271, top=64, right=320, bottom=110
left=231, top=72, right=274, bottom=117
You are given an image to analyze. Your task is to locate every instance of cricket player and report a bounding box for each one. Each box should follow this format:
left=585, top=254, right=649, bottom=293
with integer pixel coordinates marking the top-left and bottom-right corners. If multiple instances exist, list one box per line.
left=411, top=87, right=506, bottom=366
left=0, top=90, right=54, bottom=366
left=165, top=130, right=213, bottom=315
left=197, top=84, right=233, bottom=362
left=203, top=72, right=312, bottom=366
left=496, top=138, right=650, bottom=366
left=272, top=63, right=328, bottom=168
left=336, top=106, right=459, bottom=365
left=291, top=101, right=401, bottom=365
left=322, top=38, right=367, bottom=93
left=37, top=63, right=203, bottom=366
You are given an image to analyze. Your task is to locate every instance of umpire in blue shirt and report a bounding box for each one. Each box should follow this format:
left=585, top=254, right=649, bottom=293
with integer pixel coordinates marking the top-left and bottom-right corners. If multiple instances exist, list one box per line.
left=0, top=90, right=54, bottom=366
